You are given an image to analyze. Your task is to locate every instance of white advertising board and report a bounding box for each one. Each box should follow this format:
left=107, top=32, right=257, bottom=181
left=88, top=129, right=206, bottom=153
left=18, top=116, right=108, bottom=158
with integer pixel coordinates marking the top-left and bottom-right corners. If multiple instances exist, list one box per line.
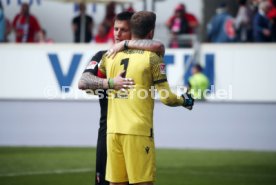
left=0, top=44, right=110, bottom=99
left=0, top=44, right=276, bottom=102
left=201, top=44, right=276, bottom=102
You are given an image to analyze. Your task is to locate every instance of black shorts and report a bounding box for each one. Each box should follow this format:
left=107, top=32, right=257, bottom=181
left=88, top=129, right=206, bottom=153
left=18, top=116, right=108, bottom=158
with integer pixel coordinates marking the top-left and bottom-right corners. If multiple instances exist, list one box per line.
left=95, top=127, right=109, bottom=185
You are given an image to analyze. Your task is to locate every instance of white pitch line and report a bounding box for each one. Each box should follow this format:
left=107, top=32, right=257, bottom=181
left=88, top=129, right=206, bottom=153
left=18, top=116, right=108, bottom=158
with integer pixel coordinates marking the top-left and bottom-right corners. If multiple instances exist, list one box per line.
left=0, top=168, right=94, bottom=177
left=1, top=168, right=274, bottom=178
left=159, top=169, right=276, bottom=177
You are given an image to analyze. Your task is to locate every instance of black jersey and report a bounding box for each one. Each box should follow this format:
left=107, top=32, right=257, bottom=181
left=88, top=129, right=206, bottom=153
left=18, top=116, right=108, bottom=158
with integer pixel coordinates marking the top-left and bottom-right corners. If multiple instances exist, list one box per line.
left=83, top=50, right=108, bottom=130
left=83, top=50, right=109, bottom=185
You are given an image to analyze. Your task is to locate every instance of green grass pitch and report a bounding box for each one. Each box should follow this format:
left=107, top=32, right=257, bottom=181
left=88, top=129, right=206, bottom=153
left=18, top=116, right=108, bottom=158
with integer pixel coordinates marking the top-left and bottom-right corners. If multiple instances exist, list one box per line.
left=0, top=147, right=276, bottom=185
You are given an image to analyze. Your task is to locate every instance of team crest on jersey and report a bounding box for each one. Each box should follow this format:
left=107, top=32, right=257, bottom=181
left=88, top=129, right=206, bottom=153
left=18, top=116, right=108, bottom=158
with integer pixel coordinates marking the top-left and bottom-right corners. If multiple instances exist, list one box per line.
left=159, top=64, right=166, bottom=74
left=86, top=61, right=98, bottom=70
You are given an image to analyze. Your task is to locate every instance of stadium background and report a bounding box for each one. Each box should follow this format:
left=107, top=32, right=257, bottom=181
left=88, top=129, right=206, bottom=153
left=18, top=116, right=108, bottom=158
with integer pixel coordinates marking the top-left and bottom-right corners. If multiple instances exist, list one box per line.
left=0, top=0, right=276, bottom=185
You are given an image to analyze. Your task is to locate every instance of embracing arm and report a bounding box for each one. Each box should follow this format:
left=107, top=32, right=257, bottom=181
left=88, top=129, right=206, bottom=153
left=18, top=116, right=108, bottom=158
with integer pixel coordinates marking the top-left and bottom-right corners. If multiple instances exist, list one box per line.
left=107, top=39, right=165, bottom=58
left=127, top=40, right=165, bottom=56
left=78, top=50, right=134, bottom=91
left=78, top=71, right=134, bottom=91
left=78, top=51, right=109, bottom=91
left=78, top=71, right=134, bottom=92
left=78, top=72, right=108, bottom=90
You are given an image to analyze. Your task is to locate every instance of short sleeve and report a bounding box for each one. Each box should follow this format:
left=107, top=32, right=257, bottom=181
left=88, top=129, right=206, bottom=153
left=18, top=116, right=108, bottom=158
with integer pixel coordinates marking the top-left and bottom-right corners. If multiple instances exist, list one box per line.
left=98, top=53, right=107, bottom=77
left=150, top=52, right=167, bottom=84
left=83, top=60, right=98, bottom=76
left=83, top=51, right=106, bottom=76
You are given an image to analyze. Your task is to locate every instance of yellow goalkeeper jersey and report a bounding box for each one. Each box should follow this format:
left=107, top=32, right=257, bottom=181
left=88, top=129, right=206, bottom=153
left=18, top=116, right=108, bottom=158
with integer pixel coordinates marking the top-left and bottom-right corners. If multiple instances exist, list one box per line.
left=99, top=49, right=181, bottom=136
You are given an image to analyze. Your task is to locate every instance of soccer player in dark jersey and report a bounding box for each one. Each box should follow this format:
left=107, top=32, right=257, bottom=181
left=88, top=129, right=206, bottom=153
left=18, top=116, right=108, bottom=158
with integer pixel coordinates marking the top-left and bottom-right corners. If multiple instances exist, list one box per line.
left=78, top=11, right=165, bottom=185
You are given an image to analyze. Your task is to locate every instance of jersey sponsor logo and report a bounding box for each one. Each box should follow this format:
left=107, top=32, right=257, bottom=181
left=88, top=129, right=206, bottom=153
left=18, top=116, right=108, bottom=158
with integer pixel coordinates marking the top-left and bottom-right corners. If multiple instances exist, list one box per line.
left=86, top=61, right=98, bottom=70
left=159, top=63, right=166, bottom=74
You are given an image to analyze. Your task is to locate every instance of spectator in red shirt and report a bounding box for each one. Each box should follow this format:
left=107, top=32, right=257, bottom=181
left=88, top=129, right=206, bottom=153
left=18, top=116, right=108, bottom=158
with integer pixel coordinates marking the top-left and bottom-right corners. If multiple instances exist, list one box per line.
left=166, top=3, right=199, bottom=48
left=12, top=3, right=41, bottom=43
left=166, top=3, right=199, bottom=34
left=94, top=23, right=109, bottom=43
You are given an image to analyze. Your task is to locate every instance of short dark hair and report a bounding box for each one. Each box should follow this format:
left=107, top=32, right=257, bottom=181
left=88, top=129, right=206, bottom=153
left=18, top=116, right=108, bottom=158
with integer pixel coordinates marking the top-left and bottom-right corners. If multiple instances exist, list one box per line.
left=115, top=11, right=134, bottom=21
left=130, top=11, right=156, bottom=38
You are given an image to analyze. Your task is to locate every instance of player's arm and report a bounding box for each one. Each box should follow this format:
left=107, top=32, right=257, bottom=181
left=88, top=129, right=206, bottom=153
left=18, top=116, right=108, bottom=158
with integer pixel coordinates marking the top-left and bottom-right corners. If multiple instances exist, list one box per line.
left=155, top=82, right=183, bottom=107
left=78, top=72, right=108, bottom=90
left=78, top=52, right=134, bottom=91
left=155, top=82, right=193, bottom=109
left=78, top=52, right=108, bottom=91
left=150, top=53, right=194, bottom=109
left=78, top=71, right=132, bottom=91
left=126, top=40, right=165, bottom=56
left=106, top=40, right=165, bottom=58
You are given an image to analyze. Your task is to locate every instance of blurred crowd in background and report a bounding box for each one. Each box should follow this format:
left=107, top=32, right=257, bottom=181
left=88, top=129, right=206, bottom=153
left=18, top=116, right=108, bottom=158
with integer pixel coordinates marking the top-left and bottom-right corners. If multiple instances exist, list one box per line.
left=0, top=0, right=275, bottom=46
left=0, top=1, right=133, bottom=44
left=207, top=0, right=276, bottom=43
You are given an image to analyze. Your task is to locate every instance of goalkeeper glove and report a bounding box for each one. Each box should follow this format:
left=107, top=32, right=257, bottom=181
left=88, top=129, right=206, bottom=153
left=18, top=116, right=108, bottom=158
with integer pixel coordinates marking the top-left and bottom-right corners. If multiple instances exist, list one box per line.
left=181, top=93, right=194, bottom=110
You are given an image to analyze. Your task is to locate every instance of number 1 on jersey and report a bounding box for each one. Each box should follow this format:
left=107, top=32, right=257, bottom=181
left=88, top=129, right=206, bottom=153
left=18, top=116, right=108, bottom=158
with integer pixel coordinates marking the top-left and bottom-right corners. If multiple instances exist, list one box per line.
left=121, top=58, right=129, bottom=78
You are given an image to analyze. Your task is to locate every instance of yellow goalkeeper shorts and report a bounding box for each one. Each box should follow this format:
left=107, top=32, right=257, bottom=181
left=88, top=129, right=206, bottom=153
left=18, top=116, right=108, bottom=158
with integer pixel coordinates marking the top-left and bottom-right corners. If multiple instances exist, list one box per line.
left=106, top=133, right=156, bottom=184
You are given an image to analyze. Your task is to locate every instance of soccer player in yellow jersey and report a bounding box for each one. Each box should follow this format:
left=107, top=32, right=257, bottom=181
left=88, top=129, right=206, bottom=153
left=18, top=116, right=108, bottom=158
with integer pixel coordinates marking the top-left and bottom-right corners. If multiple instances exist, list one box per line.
left=99, top=11, right=194, bottom=185
left=79, top=11, right=166, bottom=185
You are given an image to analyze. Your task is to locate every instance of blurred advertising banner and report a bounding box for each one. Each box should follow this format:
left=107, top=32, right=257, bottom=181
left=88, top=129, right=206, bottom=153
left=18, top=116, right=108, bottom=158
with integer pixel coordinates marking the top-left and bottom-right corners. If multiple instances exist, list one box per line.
left=0, top=44, right=276, bottom=102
